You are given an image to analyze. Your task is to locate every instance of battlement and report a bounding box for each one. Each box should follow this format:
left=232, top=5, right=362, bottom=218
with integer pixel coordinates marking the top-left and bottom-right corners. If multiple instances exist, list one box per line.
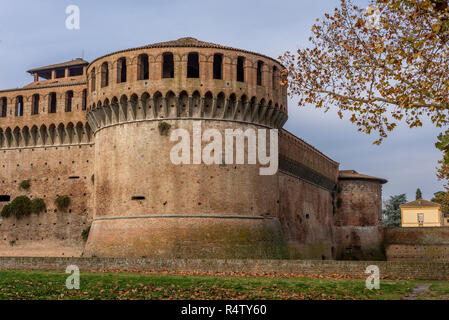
left=279, top=129, right=339, bottom=184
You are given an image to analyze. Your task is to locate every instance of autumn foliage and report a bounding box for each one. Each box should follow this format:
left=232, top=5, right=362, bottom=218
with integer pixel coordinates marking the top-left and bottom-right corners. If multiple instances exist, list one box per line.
left=280, top=0, right=449, bottom=182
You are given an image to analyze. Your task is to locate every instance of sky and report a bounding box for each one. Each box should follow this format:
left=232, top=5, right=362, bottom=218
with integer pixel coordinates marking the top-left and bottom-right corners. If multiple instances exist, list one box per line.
left=0, top=0, right=445, bottom=202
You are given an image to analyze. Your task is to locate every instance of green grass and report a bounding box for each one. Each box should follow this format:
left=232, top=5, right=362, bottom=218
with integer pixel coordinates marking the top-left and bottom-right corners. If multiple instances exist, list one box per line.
left=419, top=281, right=449, bottom=300
left=0, top=270, right=432, bottom=300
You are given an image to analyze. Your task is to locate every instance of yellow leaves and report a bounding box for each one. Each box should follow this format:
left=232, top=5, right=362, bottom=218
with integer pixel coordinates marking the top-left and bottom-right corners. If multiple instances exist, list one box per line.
left=432, top=23, right=442, bottom=33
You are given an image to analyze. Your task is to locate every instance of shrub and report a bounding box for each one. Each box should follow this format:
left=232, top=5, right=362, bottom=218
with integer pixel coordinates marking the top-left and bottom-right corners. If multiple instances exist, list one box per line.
left=19, top=180, right=31, bottom=190
left=158, top=121, right=171, bottom=136
left=1, top=204, right=13, bottom=218
left=55, top=195, right=70, bottom=211
left=30, top=198, right=46, bottom=214
left=81, top=226, right=91, bottom=241
left=1, top=196, right=32, bottom=219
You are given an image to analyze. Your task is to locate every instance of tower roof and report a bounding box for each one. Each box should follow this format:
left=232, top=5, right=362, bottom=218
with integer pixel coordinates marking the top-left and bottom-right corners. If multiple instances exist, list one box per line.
left=339, top=170, right=387, bottom=184
left=27, top=58, right=88, bottom=74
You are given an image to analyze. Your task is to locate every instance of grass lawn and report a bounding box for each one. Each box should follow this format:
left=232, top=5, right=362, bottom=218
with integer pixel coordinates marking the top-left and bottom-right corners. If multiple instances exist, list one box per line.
left=419, top=282, right=449, bottom=300
left=0, top=270, right=437, bottom=300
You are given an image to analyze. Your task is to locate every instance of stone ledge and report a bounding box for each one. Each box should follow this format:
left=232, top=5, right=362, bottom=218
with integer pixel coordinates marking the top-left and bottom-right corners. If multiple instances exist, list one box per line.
left=0, top=257, right=447, bottom=281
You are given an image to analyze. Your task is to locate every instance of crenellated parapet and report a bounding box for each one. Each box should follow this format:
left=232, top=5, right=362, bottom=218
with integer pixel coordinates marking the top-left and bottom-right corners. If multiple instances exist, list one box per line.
left=279, top=130, right=339, bottom=188
left=86, top=91, right=288, bottom=134
left=0, top=122, right=92, bottom=149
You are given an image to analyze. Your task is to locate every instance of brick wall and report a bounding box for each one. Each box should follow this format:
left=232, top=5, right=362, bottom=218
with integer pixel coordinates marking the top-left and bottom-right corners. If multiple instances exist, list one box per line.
left=0, top=257, right=446, bottom=281
left=385, top=227, right=449, bottom=262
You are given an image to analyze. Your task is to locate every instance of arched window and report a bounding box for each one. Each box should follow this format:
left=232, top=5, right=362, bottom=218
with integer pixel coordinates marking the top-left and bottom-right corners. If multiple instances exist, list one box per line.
left=137, top=54, right=149, bottom=80
left=162, top=52, right=174, bottom=78
left=82, top=89, right=87, bottom=111
left=272, top=66, right=278, bottom=89
left=213, top=54, right=223, bottom=80
left=65, top=91, right=74, bottom=112
left=257, top=60, right=264, bottom=86
left=101, top=62, right=109, bottom=87
left=117, top=57, right=127, bottom=83
left=15, top=96, right=24, bottom=117
left=187, top=52, right=199, bottom=78
left=32, top=94, right=40, bottom=115
left=1, top=97, right=7, bottom=118
left=90, top=68, right=96, bottom=92
left=49, top=92, right=57, bottom=113
left=237, top=56, right=245, bottom=82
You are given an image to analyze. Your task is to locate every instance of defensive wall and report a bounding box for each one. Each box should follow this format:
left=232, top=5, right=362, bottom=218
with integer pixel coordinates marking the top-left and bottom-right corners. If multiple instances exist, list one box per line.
left=0, top=257, right=447, bottom=281
left=385, top=227, right=449, bottom=262
left=0, top=38, right=387, bottom=261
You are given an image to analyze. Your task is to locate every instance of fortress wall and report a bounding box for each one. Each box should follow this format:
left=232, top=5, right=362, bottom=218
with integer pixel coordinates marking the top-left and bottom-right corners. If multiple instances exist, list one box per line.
left=277, top=172, right=336, bottom=260
left=333, top=179, right=385, bottom=260
left=85, top=119, right=288, bottom=258
left=279, top=130, right=339, bottom=182
left=384, top=227, right=449, bottom=262
left=0, top=145, right=94, bottom=257
left=276, top=130, right=339, bottom=260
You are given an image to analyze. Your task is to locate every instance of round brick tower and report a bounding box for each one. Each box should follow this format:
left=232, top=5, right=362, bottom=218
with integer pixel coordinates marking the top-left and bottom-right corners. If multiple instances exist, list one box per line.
left=333, top=170, right=388, bottom=260
left=83, top=38, right=289, bottom=258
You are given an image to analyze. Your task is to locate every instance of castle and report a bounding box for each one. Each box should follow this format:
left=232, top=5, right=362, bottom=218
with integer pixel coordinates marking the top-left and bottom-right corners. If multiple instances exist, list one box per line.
left=0, top=38, right=387, bottom=260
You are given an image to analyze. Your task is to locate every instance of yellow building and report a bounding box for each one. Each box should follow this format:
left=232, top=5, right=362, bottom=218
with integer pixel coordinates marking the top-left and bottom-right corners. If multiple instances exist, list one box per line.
left=400, top=199, right=442, bottom=227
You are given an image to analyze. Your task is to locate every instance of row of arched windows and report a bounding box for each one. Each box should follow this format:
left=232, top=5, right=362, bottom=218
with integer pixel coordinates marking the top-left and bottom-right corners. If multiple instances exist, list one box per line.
left=0, top=90, right=87, bottom=118
left=92, top=52, right=281, bottom=92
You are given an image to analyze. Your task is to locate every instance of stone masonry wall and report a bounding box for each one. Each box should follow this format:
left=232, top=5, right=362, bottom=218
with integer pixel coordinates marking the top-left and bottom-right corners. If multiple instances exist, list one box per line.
left=385, top=227, right=449, bottom=261
left=0, top=257, right=447, bottom=281
left=0, top=145, right=94, bottom=257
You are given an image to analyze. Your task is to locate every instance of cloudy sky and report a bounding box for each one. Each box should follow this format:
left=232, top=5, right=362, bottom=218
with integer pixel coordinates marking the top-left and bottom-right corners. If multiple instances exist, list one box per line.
left=0, top=0, right=444, bottom=202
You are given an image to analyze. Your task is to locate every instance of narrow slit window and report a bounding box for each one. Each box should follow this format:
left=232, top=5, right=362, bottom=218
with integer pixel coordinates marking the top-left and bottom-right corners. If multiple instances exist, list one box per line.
left=187, top=52, right=199, bottom=78
left=15, top=96, right=24, bottom=117
left=257, top=60, right=264, bottom=86
left=1, top=97, right=8, bottom=118
left=237, top=56, right=245, bottom=82
left=32, top=94, right=40, bottom=115
left=138, top=54, right=149, bottom=80
left=162, top=52, right=174, bottom=78
left=117, top=58, right=127, bottom=83
left=82, top=89, right=87, bottom=110
left=65, top=91, right=73, bottom=112
left=90, top=68, right=96, bottom=92
left=213, top=54, right=223, bottom=80
left=272, top=66, right=278, bottom=89
left=49, top=92, right=57, bottom=113
left=101, top=62, right=109, bottom=87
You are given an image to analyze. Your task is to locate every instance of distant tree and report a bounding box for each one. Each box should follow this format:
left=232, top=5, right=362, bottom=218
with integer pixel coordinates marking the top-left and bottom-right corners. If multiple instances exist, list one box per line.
left=416, top=188, right=423, bottom=200
left=431, top=190, right=449, bottom=213
left=382, top=194, right=407, bottom=227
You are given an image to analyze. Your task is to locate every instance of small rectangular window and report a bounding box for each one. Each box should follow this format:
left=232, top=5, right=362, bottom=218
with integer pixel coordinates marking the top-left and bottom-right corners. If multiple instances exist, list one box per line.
left=56, top=69, right=65, bottom=79
left=213, top=54, right=223, bottom=80
left=418, top=213, right=424, bottom=224
left=0, top=195, right=10, bottom=202
left=237, top=57, right=245, bottom=82
left=162, top=53, right=174, bottom=79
